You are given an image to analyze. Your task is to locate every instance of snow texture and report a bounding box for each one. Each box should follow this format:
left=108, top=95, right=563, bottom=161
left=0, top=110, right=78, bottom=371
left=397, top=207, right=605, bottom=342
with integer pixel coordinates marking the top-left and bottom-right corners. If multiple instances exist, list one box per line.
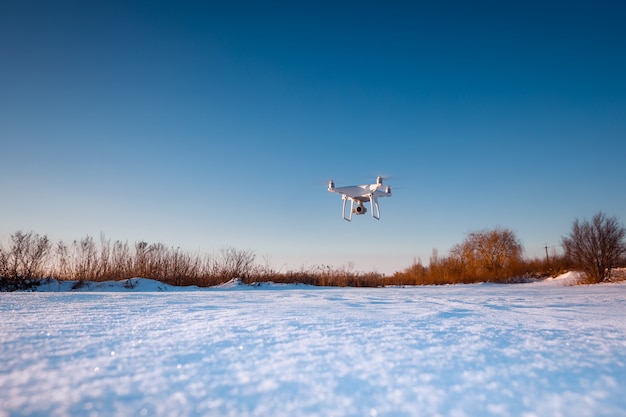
left=1, top=275, right=625, bottom=417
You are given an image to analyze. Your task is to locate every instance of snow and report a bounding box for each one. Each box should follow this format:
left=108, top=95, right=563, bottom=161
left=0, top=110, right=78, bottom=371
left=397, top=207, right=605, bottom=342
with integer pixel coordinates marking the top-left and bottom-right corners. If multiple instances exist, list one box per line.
left=31, top=277, right=196, bottom=292
left=1, top=276, right=626, bottom=417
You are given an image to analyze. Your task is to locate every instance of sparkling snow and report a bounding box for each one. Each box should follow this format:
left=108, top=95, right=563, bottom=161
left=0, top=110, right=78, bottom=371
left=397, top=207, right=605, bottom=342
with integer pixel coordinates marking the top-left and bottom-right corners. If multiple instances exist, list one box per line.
left=1, top=277, right=625, bottom=417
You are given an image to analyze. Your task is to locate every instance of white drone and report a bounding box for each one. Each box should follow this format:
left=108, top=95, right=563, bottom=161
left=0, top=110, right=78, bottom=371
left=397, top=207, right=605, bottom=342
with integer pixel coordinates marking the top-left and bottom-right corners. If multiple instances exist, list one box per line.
left=327, top=176, right=392, bottom=221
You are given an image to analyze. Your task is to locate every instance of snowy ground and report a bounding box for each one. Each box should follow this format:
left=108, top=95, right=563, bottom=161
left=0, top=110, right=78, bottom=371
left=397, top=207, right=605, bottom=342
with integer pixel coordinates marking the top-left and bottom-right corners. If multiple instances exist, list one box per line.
left=1, top=276, right=625, bottom=417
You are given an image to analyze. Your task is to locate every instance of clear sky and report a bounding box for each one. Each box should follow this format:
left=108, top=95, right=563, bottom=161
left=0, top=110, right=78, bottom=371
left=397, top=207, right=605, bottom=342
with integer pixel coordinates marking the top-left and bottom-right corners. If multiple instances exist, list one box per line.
left=2, top=1, right=625, bottom=274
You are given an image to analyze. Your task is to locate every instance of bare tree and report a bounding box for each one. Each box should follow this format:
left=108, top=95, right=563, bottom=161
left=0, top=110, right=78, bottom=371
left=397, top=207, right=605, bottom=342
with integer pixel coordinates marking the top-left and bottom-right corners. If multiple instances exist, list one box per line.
left=562, top=212, right=626, bottom=283
left=99, top=234, right=112, bottom=280
left=0, top=231, right=51, bottom=290
left=450, top=227, right=523, bottom=281
left=111, top=240, right=132, bottom=279
left=217, top=247, right=256, bottom=281
left=77, top=236, right=99, bottom=280
left=0, top=245, right=7, bottom=279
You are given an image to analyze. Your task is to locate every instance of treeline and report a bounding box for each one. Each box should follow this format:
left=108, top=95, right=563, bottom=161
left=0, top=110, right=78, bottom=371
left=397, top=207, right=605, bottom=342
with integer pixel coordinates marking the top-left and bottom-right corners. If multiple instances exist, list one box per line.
left=2, top=212, right=625, bottom=291
left=392, top=212, right=626, bottom=285
left=389, top=248, right=569, bottom=286
left=390, top=227, right=570, bottom=285
left=0, top=231, right=389, bottom=291
left=0, top=229, right=558, bottom=291
left=0, top=232, right=259, bottom=291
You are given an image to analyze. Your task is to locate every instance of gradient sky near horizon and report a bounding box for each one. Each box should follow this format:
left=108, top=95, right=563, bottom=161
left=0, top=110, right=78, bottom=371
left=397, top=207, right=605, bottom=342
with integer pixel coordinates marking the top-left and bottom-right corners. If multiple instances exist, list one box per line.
left=2, top=1, right=625, bottom=274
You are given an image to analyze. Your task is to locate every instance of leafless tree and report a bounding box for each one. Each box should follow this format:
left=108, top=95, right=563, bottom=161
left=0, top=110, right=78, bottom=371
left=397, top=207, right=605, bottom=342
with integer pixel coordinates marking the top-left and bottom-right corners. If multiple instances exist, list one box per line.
left=450, top=227, right=523, bottom=281
left=217, top=247, right=256, bottom=281
left=77, top=236, right=99, bottom=280
left=562, top=212, right=626, bottom=283
left=0, top=231, right=51, bottom=290
left=111, top=240, right=133, bottom=278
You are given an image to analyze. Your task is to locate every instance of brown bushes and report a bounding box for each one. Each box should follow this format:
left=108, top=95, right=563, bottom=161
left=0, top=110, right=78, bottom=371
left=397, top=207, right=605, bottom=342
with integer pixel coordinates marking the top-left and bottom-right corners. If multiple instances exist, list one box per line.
left=0, top=228, right=562, bottom=291
left=391, top=228, right=576, bottom=286
left=0, top=231, right=388, bottom=290
left=2, top=219, right=623, bottom=291
left=0, top=232, right=258, bottom=289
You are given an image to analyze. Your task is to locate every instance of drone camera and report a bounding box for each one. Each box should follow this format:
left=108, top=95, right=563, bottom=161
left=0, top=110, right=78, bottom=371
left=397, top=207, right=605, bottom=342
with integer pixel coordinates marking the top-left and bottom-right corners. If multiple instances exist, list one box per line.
left=352, top=205, right=367, bottom=215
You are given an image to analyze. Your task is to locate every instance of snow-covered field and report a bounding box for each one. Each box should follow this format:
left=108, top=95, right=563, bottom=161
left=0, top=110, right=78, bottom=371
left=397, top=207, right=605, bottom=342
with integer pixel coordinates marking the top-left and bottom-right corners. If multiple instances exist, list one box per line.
left=1, top=276, right=625, bottom=417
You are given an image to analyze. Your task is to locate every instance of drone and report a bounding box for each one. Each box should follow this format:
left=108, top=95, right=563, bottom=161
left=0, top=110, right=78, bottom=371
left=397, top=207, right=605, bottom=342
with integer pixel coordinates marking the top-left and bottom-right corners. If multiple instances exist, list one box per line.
left=327, top=176, right=392, bottom=221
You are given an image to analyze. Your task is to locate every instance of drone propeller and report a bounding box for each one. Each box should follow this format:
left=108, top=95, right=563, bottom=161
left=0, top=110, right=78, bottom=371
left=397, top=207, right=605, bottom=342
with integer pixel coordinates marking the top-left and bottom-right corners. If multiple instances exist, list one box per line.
left=375, top=174, right=396, bottom=182
left=323, top=175, right=397, bottom=191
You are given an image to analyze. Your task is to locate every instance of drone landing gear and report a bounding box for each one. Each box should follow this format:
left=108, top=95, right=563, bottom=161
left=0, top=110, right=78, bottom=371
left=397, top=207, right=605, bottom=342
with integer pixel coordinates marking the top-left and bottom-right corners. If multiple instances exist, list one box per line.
left=341, top=195, right=381, bottom=222
left=370, top=194, right=381, bottom=220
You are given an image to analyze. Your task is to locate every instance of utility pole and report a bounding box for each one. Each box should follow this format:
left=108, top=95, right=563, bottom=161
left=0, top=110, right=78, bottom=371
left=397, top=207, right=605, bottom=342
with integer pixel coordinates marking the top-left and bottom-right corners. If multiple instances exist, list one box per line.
left=544, top=244, right=550, bottom=265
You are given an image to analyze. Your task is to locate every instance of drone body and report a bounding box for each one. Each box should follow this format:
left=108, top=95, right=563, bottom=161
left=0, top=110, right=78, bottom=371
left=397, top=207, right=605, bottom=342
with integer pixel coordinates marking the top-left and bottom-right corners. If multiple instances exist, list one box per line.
left=328, top=176, right=392, bottom=221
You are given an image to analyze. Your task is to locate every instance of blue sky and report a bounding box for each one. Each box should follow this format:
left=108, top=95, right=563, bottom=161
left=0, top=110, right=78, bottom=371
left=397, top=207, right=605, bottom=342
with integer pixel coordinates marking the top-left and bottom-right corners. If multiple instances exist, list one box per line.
left=1, top=1, right=625, bottom=274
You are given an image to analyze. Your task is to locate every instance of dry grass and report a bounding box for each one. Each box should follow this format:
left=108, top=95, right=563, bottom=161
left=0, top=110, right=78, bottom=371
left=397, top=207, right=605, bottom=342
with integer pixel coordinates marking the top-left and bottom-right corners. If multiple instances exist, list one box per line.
left=1, top=230, right=623, bottom=291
